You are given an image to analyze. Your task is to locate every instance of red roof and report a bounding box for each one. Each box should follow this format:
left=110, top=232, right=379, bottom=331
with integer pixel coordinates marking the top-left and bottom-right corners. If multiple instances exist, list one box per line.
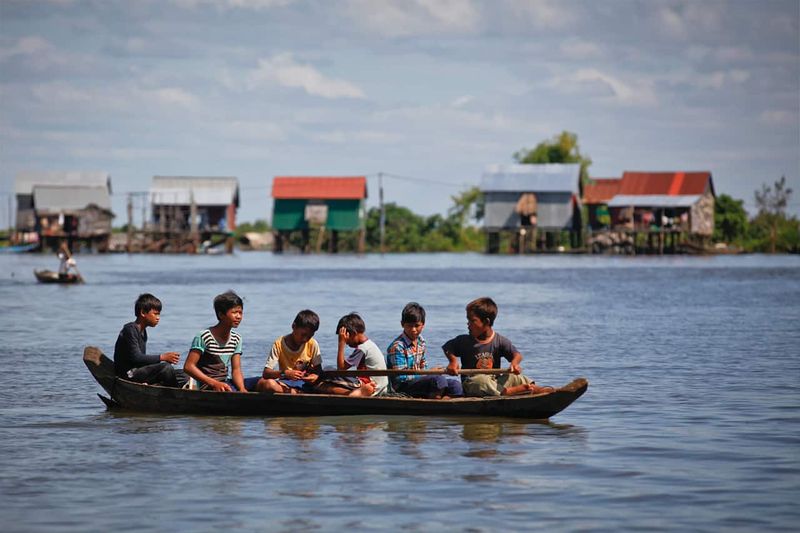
left=618, top=171, right=713, bottom=196
left=584, top=178, right=621, bottom=204
left=272, top=176, right=367, bottom=200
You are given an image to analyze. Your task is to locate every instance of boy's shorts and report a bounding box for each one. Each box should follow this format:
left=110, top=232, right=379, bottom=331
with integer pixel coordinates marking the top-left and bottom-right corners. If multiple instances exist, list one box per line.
left=462, top=373, right=531, bottom=397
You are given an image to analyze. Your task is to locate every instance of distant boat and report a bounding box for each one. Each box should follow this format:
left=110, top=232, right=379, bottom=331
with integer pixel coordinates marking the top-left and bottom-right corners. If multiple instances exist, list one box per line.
left=34, top=269, right=84, bottom=284
left=83, top=346, right=588, bottom=419
left=0, top=243, right=38, bottom=253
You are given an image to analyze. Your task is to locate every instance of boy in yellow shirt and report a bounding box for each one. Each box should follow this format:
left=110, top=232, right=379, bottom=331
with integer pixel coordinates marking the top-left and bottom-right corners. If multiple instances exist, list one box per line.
left=255, top=310, right=323, bottom=394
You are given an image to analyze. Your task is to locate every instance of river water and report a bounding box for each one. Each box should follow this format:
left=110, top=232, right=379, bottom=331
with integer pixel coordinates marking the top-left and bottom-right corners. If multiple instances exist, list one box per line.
left=0, top=252, right=798, bottom=532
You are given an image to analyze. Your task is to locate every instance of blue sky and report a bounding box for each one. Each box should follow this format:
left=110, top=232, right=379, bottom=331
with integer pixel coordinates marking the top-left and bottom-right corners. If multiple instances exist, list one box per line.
left=1, top=0, right=798, bottom=227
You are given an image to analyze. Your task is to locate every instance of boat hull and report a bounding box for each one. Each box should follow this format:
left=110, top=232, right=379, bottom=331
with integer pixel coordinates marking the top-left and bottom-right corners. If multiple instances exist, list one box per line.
left=34, top=269, right=82, bottom=284
left=84, top=346, right=587, bottom=420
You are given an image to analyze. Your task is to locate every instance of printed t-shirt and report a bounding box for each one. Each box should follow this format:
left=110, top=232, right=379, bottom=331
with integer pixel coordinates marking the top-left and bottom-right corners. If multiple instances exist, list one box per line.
left=264, top=336, right=322, bottom=371
left=441, top=333, right=518, bottom=370
left=345, top=338, right=388, bottom=395
left=190, top=328, right=243, bottom=382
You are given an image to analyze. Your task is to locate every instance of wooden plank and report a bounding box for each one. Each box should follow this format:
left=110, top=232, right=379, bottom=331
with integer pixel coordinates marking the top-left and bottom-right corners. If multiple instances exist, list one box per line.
left=319, top=368, right=510, bottom=377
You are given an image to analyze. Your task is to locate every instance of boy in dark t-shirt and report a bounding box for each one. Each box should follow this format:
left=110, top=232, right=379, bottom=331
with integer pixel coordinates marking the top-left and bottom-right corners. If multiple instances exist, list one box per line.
left=443, top=297, right=554, bottom=397
left=114, top=293, right=187, bottom=388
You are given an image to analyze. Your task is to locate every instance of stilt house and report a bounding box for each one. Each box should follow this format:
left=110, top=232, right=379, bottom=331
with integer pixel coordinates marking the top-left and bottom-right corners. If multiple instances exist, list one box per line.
left=480, top=164, right=582, bottom=253
left=14, top=171, right=113, bottom=251
left=271, top=176, right=367, bottom=253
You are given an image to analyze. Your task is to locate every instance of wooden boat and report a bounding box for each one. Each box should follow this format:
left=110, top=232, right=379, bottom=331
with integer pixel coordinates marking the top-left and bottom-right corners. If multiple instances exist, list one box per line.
left=34, top=269, right=83, bottom=284
left=0, top=243, right=38, bottom=253
left=84, top=346, right=588, bottom=419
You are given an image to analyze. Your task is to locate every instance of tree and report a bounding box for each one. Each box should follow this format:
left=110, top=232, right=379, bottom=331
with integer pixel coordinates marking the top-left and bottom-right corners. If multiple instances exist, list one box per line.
left=713, top=194, right=748, bottom=243
left=514, top=131, right=592, bottom=185
left=754, top=176, right=793, bottom=253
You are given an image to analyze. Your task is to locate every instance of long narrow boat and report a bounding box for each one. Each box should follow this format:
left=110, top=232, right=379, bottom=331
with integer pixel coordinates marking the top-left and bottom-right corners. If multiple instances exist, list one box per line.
left=83, top=346, right=588, bottom=419
left=34, top=269, right=83, bottom=284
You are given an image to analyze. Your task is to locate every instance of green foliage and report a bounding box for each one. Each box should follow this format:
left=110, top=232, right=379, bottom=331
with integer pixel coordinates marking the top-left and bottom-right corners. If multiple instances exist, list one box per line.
left=514, top=131, right=592, bottom=185
left=234, top=219, right=270, bottom=239
left=713, top=194, right=748, bottom=243
left=752, top=176, right=795, bottom=253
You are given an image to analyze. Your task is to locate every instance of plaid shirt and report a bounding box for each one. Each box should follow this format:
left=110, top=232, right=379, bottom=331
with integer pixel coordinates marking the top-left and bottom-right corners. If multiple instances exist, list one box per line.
left=386, top=333, right=426, bottom=388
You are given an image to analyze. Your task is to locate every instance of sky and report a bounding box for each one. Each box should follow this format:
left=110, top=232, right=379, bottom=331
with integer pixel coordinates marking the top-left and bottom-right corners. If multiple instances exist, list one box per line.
left=1, top=0, right=798, bottom=228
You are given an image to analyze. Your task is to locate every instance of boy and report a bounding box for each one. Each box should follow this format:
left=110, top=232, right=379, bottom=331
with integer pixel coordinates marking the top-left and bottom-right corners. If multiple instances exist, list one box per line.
left=184, top=291, right=248, bottom=392
left=332, top=312, right=387, bottom=396
left=386, top=302, right=462, bottom=399
left=255, top=310, right=324, bottom=394
left=443, top=297, right=553, bottom=397
left=114, top=293, right=186, bottom=388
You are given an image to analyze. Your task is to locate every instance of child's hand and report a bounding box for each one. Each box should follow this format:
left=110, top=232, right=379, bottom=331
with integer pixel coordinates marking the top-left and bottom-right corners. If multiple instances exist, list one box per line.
left=160, top=352, right=181, bottom=365
left=446, top=362, right=460, bottom=375
left=303, top=373, right=319, bottom=384
left=509, top=362, right=522, bottom=374
left=284, top=368, right=305, bottom=380
left=210, top=380, right=233, bottom=392
left=338, top=327, right=349, bottom=345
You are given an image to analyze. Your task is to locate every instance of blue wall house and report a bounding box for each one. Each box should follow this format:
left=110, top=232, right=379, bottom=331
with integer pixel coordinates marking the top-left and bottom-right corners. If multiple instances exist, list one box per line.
left=480, top=163, right=583, bottom=252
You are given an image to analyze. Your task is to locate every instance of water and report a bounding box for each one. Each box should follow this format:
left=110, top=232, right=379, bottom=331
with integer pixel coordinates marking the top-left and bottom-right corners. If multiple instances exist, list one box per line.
left=1, top=252, right=798, bottom=532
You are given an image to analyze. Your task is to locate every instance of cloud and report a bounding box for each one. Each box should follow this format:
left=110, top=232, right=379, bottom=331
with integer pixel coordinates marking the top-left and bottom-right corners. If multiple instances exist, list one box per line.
left=171, top=0, right=293, bottom=10
left=549, top=68, right=657, bottom=106
left=451, top=95, right=473, bottom=107
left=345, top=0, right=480, bottom=37
left=759, top=110, right=798, bottom=127
left=149, top=87, right=199, bottom=108
left=654, top=2, right=724, bottom=40
left=504, top=0, right=579, bottom=30
left=560, top=39, right=603, bottom=60
left=247, top=53, right=366, bottom=99
left=312, top=129, right=404, bottom=144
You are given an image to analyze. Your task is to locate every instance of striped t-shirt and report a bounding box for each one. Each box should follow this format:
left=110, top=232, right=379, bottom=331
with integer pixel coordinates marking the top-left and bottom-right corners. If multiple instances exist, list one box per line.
left=190, top=328, right=243, bottom=382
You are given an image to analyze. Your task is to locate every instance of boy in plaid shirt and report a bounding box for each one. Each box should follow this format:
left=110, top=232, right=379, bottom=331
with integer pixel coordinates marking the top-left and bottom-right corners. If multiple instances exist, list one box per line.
left=386, top=302, right=462, bottom=398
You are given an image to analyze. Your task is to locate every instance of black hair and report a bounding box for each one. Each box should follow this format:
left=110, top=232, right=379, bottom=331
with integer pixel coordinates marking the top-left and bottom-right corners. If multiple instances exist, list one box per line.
left=293, top=309, right=320, bottom=332
left=401, top=302, right=426, bottom=324
left=213, top=290, right=243, bottom=319
left=336, top=312, right=366, bottom=335
left=466, top=297, right=498, bottom=326
left=135, top=293, right=162, bottom=316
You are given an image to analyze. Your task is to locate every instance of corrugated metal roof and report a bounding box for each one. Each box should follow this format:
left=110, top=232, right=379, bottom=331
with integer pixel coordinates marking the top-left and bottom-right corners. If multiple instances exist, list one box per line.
left=150, top=176, right=239, bottom=206
left=480, top=164, right=580, bottom=194
left=607, top=194, right=702, bottom=208
left=16, top=171, right=111, bottom=195
left=272, top=176, right=367, bottom=200
left=618, top=171, right=713, bottom=196
left=33, top=185, right=111, bottom=211
left=584, top=178, right=621, bottom=204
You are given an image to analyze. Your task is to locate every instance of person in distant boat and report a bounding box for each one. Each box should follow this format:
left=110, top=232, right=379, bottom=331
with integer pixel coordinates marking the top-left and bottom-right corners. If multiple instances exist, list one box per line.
left=255, top=309, right=324, bottom=394
left=443, top=297, right=553, bottom=397
left=57, top=243, right=78, bottom=280
left=386, top=302, right=462, bottom=399
left=184, top=291, right=249, bottom=392
left=114, top=293, right=187, bottom=388
left=315, top=313, right=387, bottom=396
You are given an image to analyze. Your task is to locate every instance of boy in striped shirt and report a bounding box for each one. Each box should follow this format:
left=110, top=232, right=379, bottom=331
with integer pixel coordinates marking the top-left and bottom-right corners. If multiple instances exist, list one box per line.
left=184, top=291, right=248, bottom=392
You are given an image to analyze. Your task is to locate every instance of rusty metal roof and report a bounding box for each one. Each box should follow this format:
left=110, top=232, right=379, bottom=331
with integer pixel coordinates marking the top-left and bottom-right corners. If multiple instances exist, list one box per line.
left=272, top=176, right=367, bottom=200
left=584, top=178, right=621, bottom=204
left=618, top=171, right=713, bottom=196
left=480, top=164, right=580, bottom=194
left=16, top=171, right=111, bottom=195
left=33, top=185, right=111, bottom=212
left=151, top=176, right=239, bottom=206
left=607, top=194, right=702, bottom=208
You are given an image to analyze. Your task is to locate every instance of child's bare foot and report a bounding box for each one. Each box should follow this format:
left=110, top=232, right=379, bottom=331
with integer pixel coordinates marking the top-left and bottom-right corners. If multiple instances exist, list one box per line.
left=528, top=384, right=555, bottom=394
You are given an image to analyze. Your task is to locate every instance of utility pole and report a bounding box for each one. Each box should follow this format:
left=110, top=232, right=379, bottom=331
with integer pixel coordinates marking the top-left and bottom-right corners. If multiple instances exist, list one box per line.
left=379, top=172, right=385, bottom=254
left=127, top=193, right=133, bottom=253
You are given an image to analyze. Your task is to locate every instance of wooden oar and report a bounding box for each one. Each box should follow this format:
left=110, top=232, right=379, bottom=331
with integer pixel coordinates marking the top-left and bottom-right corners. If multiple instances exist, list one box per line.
left=320, top=368, right=511, bottom=377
